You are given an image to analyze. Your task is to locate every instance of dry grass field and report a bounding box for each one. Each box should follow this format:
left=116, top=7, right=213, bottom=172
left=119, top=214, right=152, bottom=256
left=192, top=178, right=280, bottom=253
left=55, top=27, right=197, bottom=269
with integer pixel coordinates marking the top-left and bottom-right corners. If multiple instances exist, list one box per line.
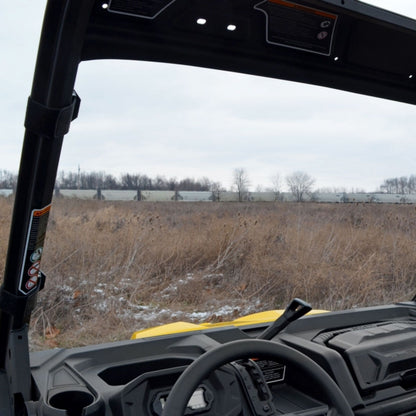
left=1, top=196, right=416, bottom=349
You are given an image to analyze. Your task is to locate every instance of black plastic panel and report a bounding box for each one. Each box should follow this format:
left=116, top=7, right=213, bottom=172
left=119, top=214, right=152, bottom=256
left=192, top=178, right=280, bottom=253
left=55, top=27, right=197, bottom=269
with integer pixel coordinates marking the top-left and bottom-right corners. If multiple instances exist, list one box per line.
left=327, top=322, right=416, bottom=392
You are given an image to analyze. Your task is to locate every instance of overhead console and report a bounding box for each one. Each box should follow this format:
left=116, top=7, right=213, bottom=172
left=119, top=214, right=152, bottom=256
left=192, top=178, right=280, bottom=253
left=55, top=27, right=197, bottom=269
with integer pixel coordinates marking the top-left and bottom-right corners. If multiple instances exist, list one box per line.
left=83, top=0, right=416, bottom=104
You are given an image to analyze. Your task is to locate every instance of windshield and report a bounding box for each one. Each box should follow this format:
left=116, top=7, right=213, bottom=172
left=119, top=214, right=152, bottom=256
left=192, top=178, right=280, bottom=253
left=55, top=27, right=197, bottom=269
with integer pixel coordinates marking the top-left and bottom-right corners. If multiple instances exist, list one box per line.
left=2, top=1, right=416, bottom=351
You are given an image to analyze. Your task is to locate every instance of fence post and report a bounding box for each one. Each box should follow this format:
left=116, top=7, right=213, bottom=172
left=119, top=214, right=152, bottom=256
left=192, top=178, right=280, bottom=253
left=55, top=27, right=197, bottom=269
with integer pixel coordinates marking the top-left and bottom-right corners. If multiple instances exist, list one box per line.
left=96, top=188, right=102, bottom=200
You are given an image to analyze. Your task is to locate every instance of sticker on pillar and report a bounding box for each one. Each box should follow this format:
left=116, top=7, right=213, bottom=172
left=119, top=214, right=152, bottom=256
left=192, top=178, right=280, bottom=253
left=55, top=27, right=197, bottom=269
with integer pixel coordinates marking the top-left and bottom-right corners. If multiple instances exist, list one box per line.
left=254, top=0, right=338, bottom=56
left=18, top=204, right=51, bottom=295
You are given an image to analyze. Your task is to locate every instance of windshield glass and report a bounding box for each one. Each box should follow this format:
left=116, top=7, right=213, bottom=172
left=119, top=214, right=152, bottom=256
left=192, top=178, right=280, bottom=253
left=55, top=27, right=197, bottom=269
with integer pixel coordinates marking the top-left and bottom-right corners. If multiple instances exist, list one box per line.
left=2, top=1, right=416, bottom=351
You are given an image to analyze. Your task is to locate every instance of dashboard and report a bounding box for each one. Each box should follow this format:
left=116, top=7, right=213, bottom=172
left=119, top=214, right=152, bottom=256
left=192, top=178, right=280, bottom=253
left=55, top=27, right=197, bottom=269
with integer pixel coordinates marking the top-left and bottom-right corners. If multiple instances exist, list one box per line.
left=27, top=302, right=416, bottom=416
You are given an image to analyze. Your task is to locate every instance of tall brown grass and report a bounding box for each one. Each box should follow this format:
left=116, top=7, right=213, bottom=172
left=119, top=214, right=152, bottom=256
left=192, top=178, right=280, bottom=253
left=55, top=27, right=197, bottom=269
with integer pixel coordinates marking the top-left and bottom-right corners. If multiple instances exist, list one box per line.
left=1, top=197, right=416, bottom=349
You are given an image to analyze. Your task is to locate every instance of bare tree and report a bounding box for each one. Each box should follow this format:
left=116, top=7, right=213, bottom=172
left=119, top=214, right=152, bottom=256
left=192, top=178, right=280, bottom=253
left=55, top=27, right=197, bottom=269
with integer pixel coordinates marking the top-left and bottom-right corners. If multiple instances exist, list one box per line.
left=270, top=173, right=282, bottom=201
left=286, top=171, right=315, bottom=202
left=409, top=175, right=416, bottom=194
left=398, top=176, right=408, bottom=194
left=232, top=168, right=250, bottom=202
left=209, top=181, right=224, bottom=201
left=0, top=170, right=17, bottom=189
left=380, top=176, right=416, bottom=194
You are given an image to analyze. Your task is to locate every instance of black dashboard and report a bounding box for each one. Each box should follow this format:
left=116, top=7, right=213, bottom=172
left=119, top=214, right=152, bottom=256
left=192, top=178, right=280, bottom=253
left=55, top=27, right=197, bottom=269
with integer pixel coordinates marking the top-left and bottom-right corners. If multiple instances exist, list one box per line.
left=27, top=303, right=416, bottom=416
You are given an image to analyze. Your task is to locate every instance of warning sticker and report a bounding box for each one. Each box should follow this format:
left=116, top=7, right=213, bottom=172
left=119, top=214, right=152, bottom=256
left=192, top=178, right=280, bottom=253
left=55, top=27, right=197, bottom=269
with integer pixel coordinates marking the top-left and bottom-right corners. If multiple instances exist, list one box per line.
left=256, top=360, right=286, bottom=384
left=108, top=0, right=177, bottom=19
left=18, top=204, right=51, bottom=295
left=254, top=0, right=337, bottom=56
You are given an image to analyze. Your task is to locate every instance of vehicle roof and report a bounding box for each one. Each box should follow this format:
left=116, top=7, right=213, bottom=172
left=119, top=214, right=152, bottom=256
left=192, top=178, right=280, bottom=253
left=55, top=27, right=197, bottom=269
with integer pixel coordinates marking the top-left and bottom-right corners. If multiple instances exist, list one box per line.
left=77, top=0, right=416, bottom=104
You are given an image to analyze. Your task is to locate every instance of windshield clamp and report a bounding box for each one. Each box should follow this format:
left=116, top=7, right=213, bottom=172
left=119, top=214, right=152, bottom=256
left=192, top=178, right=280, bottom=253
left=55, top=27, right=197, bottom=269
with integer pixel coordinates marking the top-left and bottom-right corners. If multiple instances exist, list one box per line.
left=24, top=91, right=81, bottom=139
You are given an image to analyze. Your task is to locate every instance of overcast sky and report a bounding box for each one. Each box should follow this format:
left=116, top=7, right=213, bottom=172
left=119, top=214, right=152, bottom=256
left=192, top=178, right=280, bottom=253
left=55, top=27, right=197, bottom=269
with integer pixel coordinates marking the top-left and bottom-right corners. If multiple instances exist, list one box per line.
left=2, top=1, right=416, bottom=192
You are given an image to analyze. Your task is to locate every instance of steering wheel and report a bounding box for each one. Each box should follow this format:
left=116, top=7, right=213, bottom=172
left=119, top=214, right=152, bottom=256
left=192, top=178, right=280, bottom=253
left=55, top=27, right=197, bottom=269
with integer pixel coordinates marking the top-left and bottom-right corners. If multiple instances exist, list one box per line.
left=162, top=339, right=354, bottom=416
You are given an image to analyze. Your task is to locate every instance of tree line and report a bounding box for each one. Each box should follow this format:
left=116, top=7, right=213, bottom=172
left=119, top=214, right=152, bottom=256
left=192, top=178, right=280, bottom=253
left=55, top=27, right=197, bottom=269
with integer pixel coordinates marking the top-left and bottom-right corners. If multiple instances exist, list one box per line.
left=232, top=168, right=316, bottom=202
left=379, top=176, right=416, bottom=194
left=55, top=171, right=223, bottom=191
left=230, top=170, right=416, bottom=198
left=0, top=170, right=222, bottom=192
left=2, top=168, right=416, bottom=197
